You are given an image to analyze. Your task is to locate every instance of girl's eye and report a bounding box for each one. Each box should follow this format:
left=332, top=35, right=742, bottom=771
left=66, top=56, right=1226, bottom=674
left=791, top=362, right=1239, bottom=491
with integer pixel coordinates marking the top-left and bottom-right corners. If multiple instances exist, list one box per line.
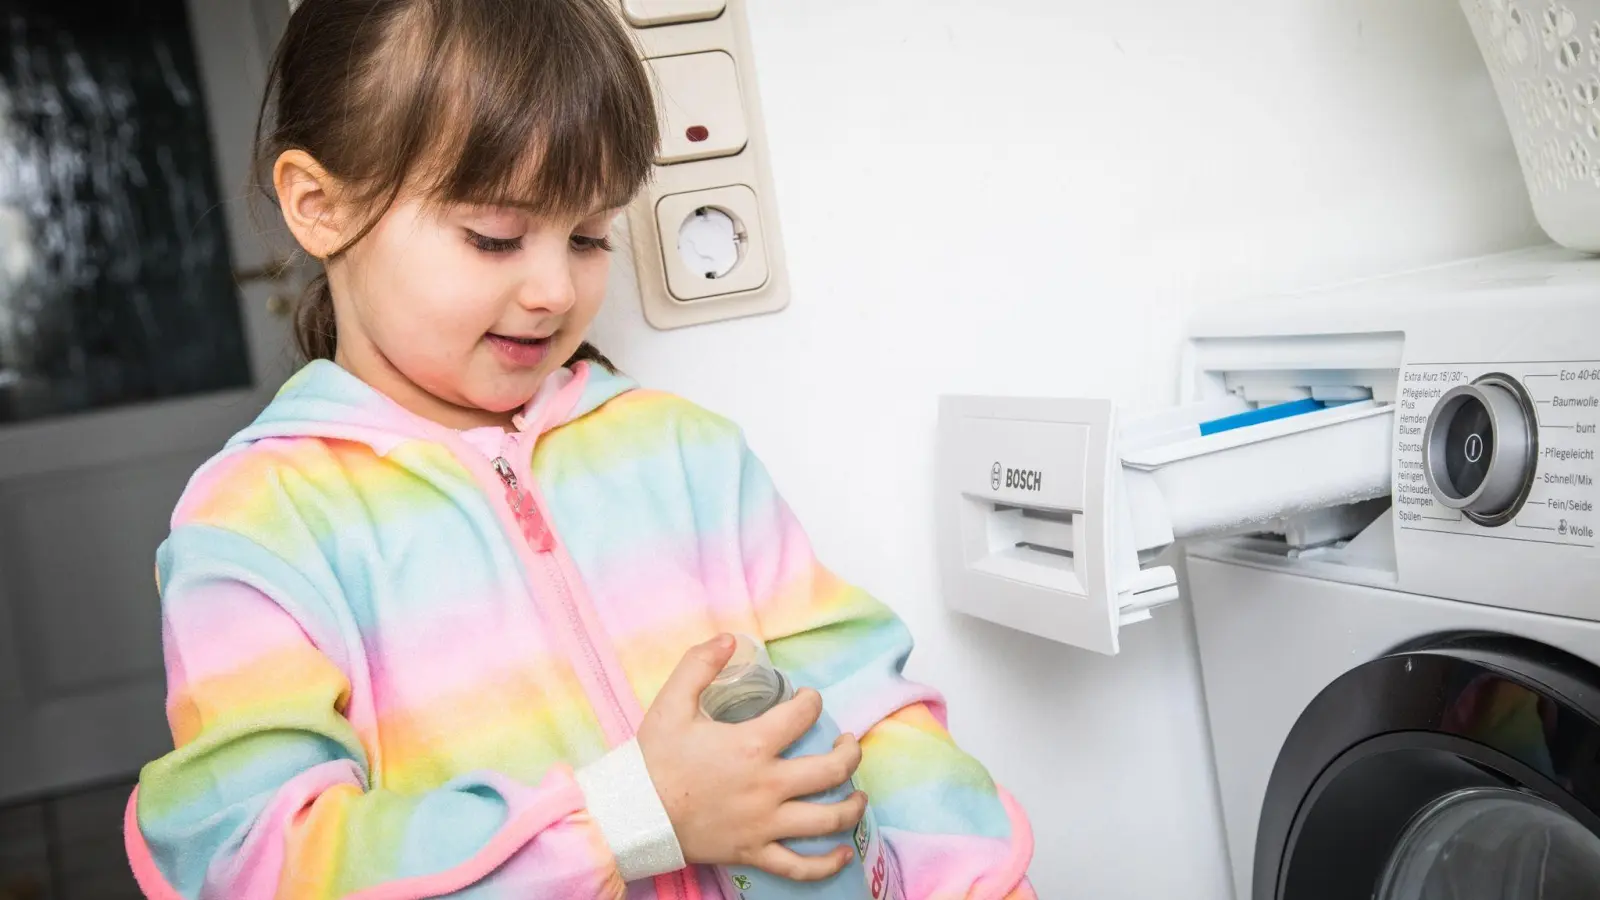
left=570, top=233, right=615, bottom=253
left=465, top=230, right=523, bottom=254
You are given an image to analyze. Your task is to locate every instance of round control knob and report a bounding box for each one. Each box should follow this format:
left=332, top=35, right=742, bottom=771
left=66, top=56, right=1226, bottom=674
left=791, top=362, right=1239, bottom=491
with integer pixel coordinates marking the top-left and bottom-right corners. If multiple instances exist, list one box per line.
left=1422, top=374, right=1538, bottom=526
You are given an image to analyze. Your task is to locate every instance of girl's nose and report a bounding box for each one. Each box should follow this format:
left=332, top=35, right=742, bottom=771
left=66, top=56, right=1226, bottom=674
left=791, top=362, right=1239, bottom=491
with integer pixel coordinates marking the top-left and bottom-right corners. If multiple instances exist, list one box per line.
left=517, top=243, right=578, bottom=315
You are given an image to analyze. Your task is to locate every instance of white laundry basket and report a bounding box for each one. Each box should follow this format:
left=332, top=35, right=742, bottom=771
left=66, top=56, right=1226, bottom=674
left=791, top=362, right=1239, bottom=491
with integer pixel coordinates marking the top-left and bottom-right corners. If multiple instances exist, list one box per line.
left=1461, top=0, right=1600, bottom=251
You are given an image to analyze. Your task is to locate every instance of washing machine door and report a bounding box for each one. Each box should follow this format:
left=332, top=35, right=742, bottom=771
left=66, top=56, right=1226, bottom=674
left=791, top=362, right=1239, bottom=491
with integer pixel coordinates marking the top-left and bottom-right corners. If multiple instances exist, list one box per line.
left=1254, top=633, right=1600, bottom=900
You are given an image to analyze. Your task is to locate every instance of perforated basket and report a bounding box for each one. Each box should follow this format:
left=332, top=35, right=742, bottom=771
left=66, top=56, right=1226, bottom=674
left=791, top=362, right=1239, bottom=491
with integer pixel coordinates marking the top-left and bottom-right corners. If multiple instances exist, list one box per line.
left=1462, top=0, right=1600, bottom=250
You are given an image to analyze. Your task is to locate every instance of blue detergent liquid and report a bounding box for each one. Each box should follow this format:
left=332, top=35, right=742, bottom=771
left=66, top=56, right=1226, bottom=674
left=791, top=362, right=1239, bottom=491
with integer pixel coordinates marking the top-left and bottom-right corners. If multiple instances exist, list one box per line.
left=700, top=637, right=903, bottom=900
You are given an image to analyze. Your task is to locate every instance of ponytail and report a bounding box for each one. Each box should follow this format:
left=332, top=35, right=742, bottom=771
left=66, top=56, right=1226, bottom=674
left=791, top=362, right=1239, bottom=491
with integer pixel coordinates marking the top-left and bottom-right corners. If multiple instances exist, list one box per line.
left=293, top=272, right=339, bottom=362
left=568, top=341, right=616, bottom=372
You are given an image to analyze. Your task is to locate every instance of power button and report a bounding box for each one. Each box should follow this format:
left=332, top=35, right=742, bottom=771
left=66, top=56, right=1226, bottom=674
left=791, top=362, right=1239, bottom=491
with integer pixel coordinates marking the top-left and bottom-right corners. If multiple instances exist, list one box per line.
left=1421, top=374, right=1539, bottom=526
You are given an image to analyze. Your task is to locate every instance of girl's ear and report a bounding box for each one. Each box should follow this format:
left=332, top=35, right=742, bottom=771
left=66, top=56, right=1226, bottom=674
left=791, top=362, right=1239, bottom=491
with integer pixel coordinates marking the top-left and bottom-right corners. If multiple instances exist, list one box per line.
left=274, top=149, right=349, bottom=259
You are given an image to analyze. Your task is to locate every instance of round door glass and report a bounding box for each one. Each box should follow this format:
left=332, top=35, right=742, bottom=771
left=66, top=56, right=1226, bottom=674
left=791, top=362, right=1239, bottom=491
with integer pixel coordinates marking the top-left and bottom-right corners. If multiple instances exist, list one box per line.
left=1378, top=787, right=1600, bottom=900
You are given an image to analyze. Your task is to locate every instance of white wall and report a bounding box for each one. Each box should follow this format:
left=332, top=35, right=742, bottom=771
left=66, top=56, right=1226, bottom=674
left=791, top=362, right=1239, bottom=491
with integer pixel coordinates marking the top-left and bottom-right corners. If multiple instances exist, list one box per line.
left=594, top=0, right=1543, bottom=896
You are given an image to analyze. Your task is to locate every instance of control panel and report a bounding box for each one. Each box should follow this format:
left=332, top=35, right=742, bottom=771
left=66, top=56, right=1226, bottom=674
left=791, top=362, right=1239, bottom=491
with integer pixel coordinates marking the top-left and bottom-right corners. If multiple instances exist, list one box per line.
left=1172, top=246, right=1600, bottom=624
left=1400, top=363, right=1598, bottom=548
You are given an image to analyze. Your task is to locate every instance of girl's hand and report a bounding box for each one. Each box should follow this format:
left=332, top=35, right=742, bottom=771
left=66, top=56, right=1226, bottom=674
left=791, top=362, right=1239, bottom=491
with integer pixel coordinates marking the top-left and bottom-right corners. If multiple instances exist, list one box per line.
left=637, top=635, right=867, bottom=881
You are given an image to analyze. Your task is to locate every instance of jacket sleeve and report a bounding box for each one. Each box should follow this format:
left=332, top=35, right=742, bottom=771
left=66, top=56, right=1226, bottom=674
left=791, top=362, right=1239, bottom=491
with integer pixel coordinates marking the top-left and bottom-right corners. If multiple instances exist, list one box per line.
left=126, top=523, right=681, bottom=900
left=732, top=438, right=1036, bottom=900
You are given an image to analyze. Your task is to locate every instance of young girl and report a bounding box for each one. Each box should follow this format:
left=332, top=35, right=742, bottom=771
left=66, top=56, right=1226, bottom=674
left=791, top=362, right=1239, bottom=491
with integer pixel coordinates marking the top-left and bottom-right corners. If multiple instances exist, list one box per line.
left=125, top=1, right=1034, bottom=898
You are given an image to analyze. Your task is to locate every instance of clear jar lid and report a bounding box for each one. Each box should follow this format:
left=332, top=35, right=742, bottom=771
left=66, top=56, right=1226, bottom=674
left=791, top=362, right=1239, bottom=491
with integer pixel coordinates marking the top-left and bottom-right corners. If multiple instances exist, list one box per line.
left=699, top=633, right=792, bottom=723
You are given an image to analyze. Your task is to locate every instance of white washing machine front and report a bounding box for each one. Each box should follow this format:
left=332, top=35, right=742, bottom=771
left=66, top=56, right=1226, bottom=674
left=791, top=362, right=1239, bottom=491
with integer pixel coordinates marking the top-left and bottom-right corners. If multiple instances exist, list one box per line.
left=1189, top=551, right=1600, bottom=900
left=927, top=248, right=1600, bottom=897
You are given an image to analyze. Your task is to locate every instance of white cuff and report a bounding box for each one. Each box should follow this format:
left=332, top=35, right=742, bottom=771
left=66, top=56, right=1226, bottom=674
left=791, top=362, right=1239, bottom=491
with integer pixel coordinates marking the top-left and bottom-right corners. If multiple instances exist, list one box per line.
left=575, top=738, right=685, bottom=882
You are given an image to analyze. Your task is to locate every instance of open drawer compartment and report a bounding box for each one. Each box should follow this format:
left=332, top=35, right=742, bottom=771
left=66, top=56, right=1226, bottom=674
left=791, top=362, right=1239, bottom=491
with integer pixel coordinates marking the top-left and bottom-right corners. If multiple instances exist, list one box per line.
left=936, top=364, right=1397, bottom=654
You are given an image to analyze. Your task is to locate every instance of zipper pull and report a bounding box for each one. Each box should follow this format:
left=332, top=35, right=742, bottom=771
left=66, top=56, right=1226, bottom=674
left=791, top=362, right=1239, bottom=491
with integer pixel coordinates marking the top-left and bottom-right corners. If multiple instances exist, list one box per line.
left=492, top=457, right=519, bottom=492
left=492, top=456, right=555, bottom=553
left=491, top=457, right=527, bottom=516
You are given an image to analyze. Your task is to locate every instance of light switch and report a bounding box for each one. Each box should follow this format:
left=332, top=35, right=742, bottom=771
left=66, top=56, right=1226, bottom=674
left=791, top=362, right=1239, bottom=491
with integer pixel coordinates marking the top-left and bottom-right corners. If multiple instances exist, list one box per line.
left=623, top=0, right=726, bottom=27
left=655, top=185, right=769, bottom=301
left=648, top=52, right=748, bottom=165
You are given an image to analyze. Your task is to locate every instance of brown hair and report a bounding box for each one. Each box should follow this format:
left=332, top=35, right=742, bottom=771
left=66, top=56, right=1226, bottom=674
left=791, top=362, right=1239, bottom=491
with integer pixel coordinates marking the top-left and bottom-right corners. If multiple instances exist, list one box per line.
left=254, top=0, right=659, bottom=368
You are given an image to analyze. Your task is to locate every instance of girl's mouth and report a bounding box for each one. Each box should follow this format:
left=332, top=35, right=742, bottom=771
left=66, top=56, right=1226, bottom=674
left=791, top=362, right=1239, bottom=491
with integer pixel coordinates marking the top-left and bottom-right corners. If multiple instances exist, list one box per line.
left=485, top=333, right=551, bottom=368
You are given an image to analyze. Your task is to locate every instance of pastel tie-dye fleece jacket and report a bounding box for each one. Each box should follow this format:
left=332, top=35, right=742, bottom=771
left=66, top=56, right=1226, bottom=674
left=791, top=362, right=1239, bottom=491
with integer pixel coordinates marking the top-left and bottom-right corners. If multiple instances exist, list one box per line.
left=125, top=359, right=1035, bottom=899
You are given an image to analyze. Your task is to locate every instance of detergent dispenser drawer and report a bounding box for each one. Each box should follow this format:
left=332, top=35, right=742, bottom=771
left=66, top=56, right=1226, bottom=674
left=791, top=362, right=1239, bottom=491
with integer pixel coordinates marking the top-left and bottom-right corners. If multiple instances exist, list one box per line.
left=936, top=337, right=1400, bottom=655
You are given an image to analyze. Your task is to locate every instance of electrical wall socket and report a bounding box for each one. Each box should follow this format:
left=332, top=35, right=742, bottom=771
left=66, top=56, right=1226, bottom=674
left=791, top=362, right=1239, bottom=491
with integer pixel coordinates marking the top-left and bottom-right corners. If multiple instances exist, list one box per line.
left=615, top=0, right=790, bottom=331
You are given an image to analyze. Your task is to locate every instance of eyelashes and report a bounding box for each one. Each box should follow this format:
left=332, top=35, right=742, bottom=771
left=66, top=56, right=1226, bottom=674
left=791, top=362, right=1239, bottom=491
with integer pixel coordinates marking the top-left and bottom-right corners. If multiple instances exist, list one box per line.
left=465, top=231, right=522, bottom=254
left=569, top=234, right=615, bottom=253
left=464, top=230, right=615, bottom=255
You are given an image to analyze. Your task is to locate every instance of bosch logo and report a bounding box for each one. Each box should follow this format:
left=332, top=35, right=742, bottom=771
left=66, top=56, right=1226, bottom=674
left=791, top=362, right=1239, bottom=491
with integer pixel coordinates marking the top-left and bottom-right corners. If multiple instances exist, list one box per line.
left=991, top=463, right=1044, bottom=493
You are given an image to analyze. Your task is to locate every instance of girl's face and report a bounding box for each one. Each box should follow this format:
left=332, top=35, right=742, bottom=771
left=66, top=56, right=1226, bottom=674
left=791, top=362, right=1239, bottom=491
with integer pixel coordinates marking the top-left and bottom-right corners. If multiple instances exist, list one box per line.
left=326, top=191, right=619, bottom=431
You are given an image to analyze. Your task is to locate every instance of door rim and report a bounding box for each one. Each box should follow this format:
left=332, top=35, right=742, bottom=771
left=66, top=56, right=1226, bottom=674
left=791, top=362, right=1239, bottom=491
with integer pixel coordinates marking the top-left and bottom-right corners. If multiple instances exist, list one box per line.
left=1254, top=632, right=1600, bottom=900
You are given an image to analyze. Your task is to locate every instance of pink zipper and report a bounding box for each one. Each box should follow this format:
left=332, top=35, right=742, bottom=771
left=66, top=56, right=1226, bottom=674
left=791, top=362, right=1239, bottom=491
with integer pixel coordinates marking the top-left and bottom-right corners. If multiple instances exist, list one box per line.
left=484, top=431, right=697, bottom=900
left=491, top=431, right=629, bottom=732
left=491, top=454, right=554, bottom=552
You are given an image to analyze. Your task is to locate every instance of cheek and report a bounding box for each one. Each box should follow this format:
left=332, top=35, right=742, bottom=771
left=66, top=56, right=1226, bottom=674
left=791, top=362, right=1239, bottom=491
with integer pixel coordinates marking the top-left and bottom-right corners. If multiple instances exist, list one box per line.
left=535, top=256, right=609, bottom=367
left=361, top=227, right=501, bottom=349
left=568, top=254, right=612, bottom=327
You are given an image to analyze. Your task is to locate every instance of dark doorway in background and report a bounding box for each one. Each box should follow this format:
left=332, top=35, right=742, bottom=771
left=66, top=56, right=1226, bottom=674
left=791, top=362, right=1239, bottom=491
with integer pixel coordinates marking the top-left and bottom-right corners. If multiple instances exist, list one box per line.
left=0, top=0, right=251, bottom=425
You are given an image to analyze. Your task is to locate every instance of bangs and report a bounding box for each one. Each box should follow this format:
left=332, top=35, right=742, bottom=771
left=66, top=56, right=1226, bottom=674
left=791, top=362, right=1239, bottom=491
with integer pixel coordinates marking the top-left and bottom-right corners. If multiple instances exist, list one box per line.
left=361, top=0, right=658, bottom=220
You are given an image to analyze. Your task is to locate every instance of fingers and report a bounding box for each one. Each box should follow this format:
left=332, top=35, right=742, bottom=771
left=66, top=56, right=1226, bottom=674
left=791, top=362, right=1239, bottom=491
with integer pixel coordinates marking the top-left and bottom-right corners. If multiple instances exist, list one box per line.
left=771, top=791, right=869, bottom=841
left=751, top=841, right=855, bottom=882
left=756, top=687, right=825, bottom=748
left=655, top=634, right=737, bottom=719
left=779, top=732, right=862, bottom=797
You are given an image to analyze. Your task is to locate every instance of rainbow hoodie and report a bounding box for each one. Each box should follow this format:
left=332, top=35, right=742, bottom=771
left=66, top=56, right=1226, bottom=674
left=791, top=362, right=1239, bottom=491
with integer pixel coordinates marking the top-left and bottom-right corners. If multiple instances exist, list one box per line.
left=125, top=359, right=1035, bottom=900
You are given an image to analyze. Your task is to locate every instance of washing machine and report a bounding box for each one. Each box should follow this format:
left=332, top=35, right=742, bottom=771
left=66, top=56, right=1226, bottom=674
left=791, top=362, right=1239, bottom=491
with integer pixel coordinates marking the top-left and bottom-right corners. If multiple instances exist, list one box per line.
left=936, top=245, right=1600, bottom=900
left=1183, top=247, right=1600, bottom=900
left=1191, top=552, right=1600, bottom=900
